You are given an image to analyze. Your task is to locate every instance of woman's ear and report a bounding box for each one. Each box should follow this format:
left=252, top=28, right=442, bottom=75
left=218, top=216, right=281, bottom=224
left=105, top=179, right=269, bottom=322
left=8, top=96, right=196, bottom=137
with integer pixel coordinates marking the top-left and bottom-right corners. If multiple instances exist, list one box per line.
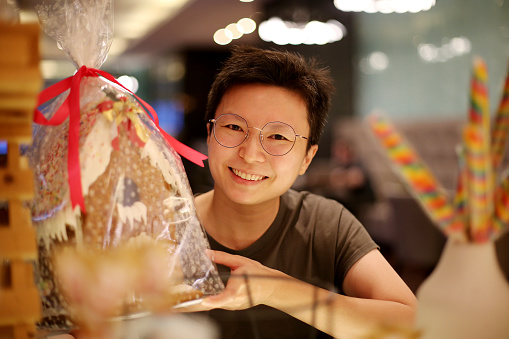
left=206, top=122, right=212, bottom=144
left=299, top=144, right=318, bottom=175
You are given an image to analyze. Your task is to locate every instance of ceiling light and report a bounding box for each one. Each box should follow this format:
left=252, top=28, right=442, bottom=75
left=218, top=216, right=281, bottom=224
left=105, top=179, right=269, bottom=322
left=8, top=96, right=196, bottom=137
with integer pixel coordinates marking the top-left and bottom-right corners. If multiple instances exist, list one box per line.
left=237, top=18, right=256, bottom=34
left=213, top=18, right=257, bottom=45
left=226, top=23, right=243, bottom=39
left=258, top=17, right=346, bottom=45
left=334, top=0, right=436, bottom=13
left=259, top=0, right=346, bottom=46
left=417, top=36, right=471, bottom=63
left=214, top=28, right=233, bottom=45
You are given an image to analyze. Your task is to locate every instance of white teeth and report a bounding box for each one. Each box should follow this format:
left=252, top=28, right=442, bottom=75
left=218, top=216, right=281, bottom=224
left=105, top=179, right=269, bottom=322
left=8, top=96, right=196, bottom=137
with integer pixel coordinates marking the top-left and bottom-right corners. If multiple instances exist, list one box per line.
left=232, top=168, right=264, bottom=181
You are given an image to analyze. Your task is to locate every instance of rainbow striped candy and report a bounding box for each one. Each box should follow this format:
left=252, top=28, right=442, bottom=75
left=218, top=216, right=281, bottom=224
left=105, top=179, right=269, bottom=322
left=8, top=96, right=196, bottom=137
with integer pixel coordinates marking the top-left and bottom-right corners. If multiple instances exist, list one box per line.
left=465, top=58, right=495, bottom=242
left=463, top=125, right=494, bottom=242
left=368, top=57, right=509, bottom=243
left=367, top=114, right=464, bottom=238
left=491, top=71, right=509, bottom=170
left=494, top=174, right=509, bottom=231
left=452, top=145, right=468, bottom=227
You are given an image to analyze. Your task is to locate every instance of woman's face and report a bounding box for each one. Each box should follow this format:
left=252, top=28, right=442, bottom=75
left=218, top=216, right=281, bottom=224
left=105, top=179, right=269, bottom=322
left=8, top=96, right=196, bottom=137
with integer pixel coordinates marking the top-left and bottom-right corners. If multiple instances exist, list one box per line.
left=207, top=83, right=318, bottom=206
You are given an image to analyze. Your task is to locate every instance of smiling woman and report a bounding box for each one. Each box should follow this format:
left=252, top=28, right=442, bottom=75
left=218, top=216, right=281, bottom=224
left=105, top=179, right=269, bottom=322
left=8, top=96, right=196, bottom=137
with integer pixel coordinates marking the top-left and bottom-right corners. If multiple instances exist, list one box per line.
left=189, top=45, right=417, bottom=339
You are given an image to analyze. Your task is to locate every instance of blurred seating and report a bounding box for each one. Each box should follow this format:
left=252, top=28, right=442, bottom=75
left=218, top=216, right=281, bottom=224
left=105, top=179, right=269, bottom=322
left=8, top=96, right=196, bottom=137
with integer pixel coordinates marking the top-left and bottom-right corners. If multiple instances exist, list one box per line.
left=332, top=117, right=466, bottom=291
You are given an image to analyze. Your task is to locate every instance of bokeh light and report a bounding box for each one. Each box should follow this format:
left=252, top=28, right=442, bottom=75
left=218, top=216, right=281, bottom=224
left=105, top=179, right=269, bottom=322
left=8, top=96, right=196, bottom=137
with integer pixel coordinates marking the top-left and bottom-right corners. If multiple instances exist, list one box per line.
left=213, top=28, right=233, bottom=45
left=117, top=75, right=139, bottom=93
left=359, top=51, right=389, bottom=74
left=417, top=36, right=471, bottom=63
left=213, top=18, right=257, bottom=45
left=237, top=18, right=256, bottom=34
left=226, top=23, right=243, bottom=39
left=258, top=17, right=346, bottom=45
left=334, top=0, right=436, bottom=13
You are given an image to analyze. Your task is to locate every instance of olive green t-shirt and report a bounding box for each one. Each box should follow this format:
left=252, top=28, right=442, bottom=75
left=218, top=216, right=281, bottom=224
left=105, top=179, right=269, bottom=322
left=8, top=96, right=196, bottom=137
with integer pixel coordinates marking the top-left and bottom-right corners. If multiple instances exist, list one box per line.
left=204, top=189, right=378, bottom=339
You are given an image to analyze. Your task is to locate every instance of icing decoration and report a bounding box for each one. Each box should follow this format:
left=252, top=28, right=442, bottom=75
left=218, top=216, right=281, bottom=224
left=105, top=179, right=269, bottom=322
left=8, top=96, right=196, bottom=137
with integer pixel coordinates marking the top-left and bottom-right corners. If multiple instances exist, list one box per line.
left=36, top=199, right=82, bottom=250
left=141, top=138, right=180, bottom=195
left=116, top=202, right=148, bottom=230
left=114, top=176, right=148, bottom=230
left=81, top=114, right=114, bottom=195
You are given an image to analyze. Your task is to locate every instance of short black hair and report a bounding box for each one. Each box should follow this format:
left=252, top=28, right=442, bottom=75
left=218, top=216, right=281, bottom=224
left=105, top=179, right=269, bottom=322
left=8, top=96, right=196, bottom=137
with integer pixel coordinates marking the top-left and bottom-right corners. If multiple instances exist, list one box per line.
left=206, top=45, right=334, bottom=148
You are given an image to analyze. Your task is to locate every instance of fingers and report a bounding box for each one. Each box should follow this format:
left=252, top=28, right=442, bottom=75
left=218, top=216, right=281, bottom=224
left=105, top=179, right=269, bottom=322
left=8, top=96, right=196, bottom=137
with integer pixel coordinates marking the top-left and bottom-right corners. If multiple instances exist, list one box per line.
left=207, top=250, right=250, bottom=269
left=174, top=299, right=213, bottom=313
left=203, top=251, right=274, bottom=310
left=201, top=292, right=236, bottom=309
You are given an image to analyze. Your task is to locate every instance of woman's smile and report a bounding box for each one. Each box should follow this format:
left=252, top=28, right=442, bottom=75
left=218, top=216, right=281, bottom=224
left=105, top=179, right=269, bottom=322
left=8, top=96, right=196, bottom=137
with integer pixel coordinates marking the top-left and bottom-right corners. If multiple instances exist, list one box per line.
left=230, top=167, right=268, bottom=182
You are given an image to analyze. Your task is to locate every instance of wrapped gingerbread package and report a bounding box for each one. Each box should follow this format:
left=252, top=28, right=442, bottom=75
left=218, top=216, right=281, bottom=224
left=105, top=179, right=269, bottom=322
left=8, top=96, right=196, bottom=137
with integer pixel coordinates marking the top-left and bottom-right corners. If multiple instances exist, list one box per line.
left=25, top=0, right=224, bottom=331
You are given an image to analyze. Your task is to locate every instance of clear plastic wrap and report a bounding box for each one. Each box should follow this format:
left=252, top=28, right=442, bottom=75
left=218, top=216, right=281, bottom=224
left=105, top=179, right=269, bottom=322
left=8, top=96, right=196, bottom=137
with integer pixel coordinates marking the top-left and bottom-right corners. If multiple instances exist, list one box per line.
left=36, top=0, right=112, bottom=68
left=26, top=0, right=223, bottom=330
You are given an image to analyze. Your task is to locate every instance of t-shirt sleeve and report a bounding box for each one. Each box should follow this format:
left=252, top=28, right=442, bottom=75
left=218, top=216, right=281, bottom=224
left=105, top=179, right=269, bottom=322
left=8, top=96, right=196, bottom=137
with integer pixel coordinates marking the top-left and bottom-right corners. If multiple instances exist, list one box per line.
left=335, top=207, right=379, bottom=292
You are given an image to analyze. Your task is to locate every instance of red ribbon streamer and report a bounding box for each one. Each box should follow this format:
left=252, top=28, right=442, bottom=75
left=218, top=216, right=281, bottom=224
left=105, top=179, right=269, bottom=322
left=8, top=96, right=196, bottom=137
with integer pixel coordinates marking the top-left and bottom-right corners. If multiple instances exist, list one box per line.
left=33, top=65, right=208, bottom=213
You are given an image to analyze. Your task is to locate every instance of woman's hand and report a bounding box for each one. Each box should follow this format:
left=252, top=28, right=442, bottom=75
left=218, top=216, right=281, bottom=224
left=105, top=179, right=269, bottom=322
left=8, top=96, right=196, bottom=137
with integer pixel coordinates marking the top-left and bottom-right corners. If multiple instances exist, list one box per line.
left=189, top=250, right=287, bottom=311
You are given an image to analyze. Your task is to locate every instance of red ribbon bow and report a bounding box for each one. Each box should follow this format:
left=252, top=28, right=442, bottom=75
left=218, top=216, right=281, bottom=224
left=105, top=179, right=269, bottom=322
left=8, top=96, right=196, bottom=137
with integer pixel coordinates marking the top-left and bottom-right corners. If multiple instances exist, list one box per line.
left=33, top=65, right=207, bottom=213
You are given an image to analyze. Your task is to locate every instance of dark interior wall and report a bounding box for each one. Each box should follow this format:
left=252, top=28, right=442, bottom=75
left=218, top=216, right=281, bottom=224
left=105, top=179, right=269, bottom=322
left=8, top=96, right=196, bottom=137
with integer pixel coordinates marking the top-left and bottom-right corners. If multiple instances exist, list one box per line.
left=178, top=48, right=230, bottom=193
left=180, top=49, right=231, bottom=143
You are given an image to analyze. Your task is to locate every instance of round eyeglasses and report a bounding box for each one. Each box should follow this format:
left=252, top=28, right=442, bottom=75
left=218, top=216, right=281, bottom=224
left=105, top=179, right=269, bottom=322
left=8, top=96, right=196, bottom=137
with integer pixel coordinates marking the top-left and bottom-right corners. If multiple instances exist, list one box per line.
left=208, top=113, right=309, bottom=156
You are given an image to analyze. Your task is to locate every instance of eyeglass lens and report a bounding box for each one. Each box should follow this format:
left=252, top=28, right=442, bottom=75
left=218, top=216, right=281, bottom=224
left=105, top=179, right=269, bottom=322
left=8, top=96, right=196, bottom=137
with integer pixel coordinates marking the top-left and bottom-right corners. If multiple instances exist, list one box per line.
left=212, top=114, right=297, bottom=156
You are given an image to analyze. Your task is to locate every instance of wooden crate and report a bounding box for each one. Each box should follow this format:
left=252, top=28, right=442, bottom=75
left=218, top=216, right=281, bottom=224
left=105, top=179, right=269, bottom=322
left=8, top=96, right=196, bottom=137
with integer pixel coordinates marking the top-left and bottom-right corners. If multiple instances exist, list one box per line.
left=0, top=22, right=42, bottom=339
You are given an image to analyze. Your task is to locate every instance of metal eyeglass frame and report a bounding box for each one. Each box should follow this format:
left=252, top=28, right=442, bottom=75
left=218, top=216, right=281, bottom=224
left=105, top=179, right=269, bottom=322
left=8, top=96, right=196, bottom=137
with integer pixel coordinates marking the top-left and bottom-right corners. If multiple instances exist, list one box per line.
left=208, top=113, right=309, bottom=156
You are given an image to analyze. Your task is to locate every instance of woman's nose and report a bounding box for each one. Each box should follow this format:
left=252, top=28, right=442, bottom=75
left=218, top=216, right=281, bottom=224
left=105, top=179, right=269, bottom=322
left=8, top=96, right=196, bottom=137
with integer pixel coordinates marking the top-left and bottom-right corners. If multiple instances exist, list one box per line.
left=238, top=128, right=266, bottom=162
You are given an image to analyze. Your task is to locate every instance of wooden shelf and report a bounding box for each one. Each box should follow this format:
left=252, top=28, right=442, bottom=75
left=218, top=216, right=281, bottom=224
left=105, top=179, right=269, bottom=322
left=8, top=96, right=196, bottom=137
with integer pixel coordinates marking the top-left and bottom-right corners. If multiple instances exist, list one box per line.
left=0, top=21, right=43, bottom=339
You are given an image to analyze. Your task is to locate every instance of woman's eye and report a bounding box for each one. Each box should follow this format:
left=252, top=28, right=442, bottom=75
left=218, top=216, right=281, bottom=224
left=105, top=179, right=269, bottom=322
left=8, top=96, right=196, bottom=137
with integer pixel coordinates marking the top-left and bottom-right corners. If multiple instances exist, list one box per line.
left=226, top=124, right=243, bottom=132
left=268, top=133, right=290, bottom=141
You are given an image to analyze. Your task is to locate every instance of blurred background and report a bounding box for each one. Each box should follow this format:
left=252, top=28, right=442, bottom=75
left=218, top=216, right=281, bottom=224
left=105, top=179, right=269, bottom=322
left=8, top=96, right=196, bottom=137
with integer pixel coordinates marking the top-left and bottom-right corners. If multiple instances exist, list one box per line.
left=11, top=0, right=509, bottom=291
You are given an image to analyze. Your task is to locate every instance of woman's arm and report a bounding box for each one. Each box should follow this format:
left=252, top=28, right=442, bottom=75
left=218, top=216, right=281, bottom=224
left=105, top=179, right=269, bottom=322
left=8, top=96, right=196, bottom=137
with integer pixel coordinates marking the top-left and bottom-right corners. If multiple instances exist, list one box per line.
left=199, top=249, right=417, bottom=339
left=48, top=249, right=417, bottom=339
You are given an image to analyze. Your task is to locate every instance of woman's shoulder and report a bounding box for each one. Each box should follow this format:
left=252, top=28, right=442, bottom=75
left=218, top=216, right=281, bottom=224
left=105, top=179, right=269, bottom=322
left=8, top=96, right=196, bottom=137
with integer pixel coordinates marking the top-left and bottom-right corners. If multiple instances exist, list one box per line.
left=284, top=188, right=345, bottom=210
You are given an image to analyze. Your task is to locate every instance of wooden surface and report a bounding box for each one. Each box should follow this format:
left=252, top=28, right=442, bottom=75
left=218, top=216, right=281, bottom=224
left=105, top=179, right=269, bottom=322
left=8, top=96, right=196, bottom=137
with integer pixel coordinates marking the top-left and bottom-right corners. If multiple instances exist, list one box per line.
left=0, top=21, right=42, bottom=339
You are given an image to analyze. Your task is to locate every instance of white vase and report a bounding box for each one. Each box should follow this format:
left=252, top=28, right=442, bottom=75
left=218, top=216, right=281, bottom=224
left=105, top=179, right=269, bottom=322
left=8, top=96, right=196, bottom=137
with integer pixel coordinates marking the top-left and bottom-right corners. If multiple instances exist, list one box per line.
left=415, top=240, right=509, bottom=339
